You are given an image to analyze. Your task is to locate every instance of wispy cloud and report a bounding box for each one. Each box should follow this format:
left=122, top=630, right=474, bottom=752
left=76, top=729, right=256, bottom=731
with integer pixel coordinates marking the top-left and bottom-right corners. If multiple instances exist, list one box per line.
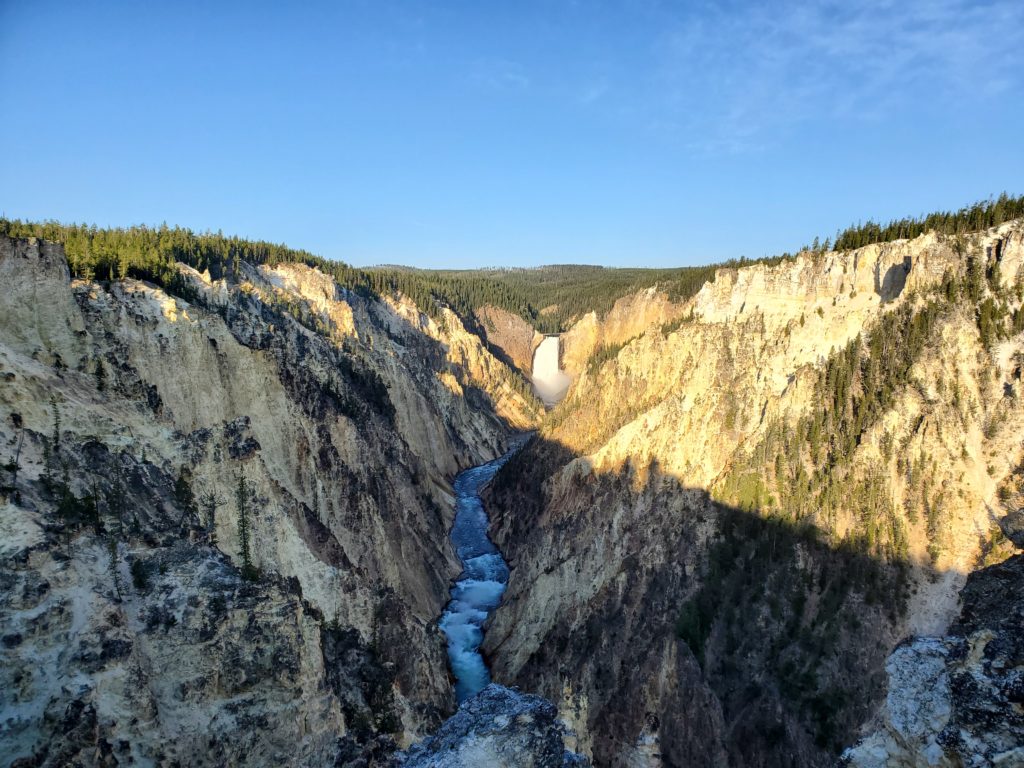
left=645, top=0, right=1024, bottom=152
left=468, top=58, right=531, bottom=91
left=577, top=79, right=610, bottom=106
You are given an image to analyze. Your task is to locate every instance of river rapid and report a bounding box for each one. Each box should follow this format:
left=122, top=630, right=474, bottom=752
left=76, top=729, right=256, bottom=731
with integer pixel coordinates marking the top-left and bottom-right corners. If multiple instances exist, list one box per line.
left=438, top=441, right=524, bottom=702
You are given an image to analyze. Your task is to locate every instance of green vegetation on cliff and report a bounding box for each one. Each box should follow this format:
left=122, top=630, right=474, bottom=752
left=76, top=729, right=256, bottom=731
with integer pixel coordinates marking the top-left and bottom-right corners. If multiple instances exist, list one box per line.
left=676, top=505, right=907, bottom=751
left=3, top=193, right=1019, bottom=337
left=716, top=249, right=1018, bottom=564
left=831, top=192, right=1024, bottom=251
left=398, top=264, right=729, bottom=334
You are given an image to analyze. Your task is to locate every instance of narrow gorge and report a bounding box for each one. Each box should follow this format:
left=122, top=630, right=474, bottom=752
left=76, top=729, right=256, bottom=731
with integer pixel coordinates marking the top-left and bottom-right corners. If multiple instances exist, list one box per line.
left=439, top=443, right=520, bottom=703
left=2, top=201, right=1024, bottom=767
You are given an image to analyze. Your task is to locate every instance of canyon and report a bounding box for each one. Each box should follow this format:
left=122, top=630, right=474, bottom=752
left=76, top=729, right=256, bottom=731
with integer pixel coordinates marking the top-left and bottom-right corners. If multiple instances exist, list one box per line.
left=1, top=214, right=1023, bottom=767
left=0, top=234, right=540, bottom=766
left=484, top=222, right=1024, bottom=766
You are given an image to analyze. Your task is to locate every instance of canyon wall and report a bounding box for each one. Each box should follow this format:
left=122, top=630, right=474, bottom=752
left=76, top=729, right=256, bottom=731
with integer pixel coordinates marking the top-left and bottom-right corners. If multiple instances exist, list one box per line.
left=559, top=286, right=688, bottom=378
left=484, top=223, right=1024, bottom=766
left=0, top=236, right=540, bottom=766
left=4, top=222, right=1023, bottom=767
left=474, top=304, right=543, bottom=375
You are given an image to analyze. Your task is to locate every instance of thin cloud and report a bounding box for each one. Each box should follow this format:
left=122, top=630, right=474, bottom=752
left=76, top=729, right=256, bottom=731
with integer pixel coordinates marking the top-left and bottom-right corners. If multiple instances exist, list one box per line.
left=646, top=0, right=1024, bottom=152
left=577, top=79, right=610, bottom=106
left=468, top=58, right=531, bottom=91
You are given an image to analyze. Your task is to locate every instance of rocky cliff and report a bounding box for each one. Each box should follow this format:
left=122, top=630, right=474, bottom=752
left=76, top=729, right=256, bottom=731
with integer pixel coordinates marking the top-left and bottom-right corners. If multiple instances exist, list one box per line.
left=0, top=235, right=540, bottom=766
left=5, top=218, right=1024, bottom=768
left=474, top=304, right=544, bottom=376
left=559, top=286, right=687, bottom=378
left=396, top=684, right=590, bottom=767
left=484, top=222, right=1024, bottom=766
left=843, top=553, right=1024, bottom=768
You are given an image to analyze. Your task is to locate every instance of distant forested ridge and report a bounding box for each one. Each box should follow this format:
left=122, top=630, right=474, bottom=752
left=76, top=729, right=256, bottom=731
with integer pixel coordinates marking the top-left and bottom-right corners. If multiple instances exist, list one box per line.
left=3, top=194, right=1021, bottom=333
left=387, top=264, right=734, bottom=334
left=0, top=219, right=378, bottom=303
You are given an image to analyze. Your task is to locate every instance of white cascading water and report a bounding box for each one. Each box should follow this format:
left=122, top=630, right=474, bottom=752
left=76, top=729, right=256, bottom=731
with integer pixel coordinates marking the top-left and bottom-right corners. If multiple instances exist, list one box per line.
left=531, top=336, right=571, bottom=406
left=438, top=444, right=522, bottom=702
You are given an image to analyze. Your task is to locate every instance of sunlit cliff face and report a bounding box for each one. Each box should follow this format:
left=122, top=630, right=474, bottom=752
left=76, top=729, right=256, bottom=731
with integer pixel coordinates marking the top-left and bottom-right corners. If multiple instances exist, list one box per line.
left=483, top=221, right=1024, bottom=767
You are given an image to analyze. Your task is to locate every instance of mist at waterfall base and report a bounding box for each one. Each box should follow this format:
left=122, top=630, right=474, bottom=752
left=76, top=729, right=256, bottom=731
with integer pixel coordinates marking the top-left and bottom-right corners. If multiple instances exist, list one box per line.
left=439, top=446, right=521, bottom=703
left=531, top=336, right=570, bottom=406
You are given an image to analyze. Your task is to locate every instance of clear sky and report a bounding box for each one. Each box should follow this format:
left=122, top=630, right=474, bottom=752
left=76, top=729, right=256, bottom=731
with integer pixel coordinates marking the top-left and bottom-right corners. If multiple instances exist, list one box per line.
left=2, top=0, right=1022, bottom=269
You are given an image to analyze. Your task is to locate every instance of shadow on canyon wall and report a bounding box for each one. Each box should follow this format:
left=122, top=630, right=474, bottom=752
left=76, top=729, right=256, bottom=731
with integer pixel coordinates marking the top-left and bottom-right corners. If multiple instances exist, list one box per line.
left=482, top=432, right=977, bottom=768
left=7, top=237, right=1018, bottom=766
left=0, top=240, right=542, bottom=766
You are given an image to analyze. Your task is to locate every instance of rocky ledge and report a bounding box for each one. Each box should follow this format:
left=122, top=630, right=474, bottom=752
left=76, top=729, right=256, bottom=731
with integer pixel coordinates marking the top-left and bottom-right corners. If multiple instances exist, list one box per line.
left=395, top=684, right=590, bottom=768
left=842, top=554, right=1024, bottom=768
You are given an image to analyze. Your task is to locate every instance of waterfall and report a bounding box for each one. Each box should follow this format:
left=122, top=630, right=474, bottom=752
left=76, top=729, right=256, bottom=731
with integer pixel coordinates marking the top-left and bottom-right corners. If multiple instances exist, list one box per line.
left=531, top=336, right=570, bottom=406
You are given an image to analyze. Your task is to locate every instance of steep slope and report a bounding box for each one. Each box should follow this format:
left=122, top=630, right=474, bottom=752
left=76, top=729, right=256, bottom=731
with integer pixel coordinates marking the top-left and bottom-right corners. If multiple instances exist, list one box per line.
left=0, top=235, right=540, bottom=766
left=474, top=304, right=543, bottom=375
left=559, top=286, right=688, bottom=378
left=484, top=222, right=1024, bottom=766
left=842, top=554, right=1024, bottom=768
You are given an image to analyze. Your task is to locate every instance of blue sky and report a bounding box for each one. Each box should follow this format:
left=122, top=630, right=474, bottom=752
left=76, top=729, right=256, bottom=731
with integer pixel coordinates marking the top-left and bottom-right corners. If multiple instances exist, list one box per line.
left=2, top=0, right=1022, bottom=269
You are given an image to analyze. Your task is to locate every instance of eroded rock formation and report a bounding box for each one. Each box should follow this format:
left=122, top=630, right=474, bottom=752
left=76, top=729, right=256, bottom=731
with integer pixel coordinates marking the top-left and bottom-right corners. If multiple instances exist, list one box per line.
left=843, top=554, right=1024, bottom=768
left=396, top=684, right=590, bottom=767
left=0, top=235, right=540, bottom=766
left=484, top=222, right=1024, bottom=766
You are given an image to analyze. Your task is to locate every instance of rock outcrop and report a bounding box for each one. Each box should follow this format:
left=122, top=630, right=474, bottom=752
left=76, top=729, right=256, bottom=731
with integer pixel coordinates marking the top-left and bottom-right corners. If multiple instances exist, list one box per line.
left=559, top=286, right=687, bottom=378
left=843, top=554, right=1024, bottom=768
left=396, top=684, right=590, bottom=768
left=474, top=304, right=543, bottom=376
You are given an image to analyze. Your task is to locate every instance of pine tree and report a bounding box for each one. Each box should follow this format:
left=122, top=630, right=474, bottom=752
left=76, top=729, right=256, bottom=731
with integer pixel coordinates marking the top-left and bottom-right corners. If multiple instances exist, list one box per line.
left=174, top=469, right=197, bottom=528
left=966, top=255, right=985, bottom=303
left=50, top=396, right=61, bottom=450
left=4, top=422, right=24, bottom=503
left=199, top=488, right=225, bottom=545
left=235, top=475, right=257, bottom=580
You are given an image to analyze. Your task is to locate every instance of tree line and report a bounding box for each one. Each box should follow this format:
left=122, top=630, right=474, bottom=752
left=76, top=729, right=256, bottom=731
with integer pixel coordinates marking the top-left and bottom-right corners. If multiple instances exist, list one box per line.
left=0, top=219, right=780, bottom=333
left=831, top=193, right=1024, bottom=252
left=3, top=193, right=1021, bottom=334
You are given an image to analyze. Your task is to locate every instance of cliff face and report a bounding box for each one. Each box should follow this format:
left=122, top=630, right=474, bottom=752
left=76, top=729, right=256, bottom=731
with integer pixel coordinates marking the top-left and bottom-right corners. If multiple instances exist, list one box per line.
left=474, top=304, right=544, bottom=376
left=484, top=222, right=1024, bottom=766
left=843, top=554, right=1024, bottom=768
left=0, top=236, right=540, bottom=766
left=559, top=286, right=687, bottom=378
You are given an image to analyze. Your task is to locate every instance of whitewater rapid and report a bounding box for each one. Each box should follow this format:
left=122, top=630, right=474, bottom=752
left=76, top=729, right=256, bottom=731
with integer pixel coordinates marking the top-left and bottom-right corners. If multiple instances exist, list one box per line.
left=439, top=442, right=523, bottom=702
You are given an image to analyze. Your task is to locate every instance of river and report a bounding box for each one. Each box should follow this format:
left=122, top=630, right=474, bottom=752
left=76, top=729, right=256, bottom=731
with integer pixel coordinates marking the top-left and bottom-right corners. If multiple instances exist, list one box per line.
left=438, top=440, right=524, bottom=702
